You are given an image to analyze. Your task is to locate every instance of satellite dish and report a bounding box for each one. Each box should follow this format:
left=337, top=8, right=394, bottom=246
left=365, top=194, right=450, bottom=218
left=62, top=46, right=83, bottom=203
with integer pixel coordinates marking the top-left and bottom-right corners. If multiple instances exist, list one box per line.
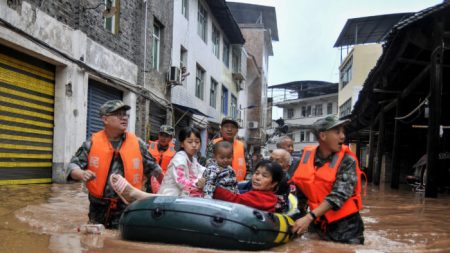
left=103, top=6, right=117, bottom=18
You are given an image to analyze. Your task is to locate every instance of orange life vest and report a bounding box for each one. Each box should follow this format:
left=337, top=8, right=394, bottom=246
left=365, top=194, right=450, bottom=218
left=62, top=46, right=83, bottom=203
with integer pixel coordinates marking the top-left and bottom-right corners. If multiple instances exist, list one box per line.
left=148, top=140, right=176, bottom=173
left=213, top=138, right=246, bottom=181
left=86, top=130, right=144, bottom=199
left=292, top=145, right=363, bottom=223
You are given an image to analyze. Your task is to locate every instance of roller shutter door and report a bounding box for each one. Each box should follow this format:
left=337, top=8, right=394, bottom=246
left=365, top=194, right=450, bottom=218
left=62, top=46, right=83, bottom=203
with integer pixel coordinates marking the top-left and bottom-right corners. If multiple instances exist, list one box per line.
left=0, top=45, right=55, bottom=185
left=148, top=100, right=166, bottom=141
left=86, top=79, right=123, bottom=138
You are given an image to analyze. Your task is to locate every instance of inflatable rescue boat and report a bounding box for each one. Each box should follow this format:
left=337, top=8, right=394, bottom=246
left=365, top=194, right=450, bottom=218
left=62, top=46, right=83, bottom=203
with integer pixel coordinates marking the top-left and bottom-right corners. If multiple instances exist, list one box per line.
left=119, top=196, right=295, bottom=250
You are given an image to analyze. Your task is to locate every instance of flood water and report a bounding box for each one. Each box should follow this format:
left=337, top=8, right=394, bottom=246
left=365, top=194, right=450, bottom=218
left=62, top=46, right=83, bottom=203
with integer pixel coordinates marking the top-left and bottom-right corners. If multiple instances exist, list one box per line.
left=0, top=183, right=449, bottom=253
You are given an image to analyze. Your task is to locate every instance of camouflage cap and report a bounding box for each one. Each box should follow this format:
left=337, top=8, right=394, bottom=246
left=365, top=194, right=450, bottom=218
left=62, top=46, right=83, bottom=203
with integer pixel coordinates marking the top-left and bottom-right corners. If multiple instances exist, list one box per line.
left=159, top=125, right=174, bottom=136
left=221, top=116, right=239, bottom=128
left=312, top=115, right=350, bottom=135
left=99, top=100, right=131, bottom=116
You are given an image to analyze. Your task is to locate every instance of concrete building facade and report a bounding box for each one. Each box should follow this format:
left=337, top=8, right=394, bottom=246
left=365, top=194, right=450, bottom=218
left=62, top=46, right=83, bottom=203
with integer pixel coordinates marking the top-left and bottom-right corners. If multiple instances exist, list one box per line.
left=270, top=81, right=338, bottom=154
left=0, top=0, right=172, bottom=184
left=334, top=13, right=412, bottom=118
left=337, top=44, right=382, bottom=118
left=170, top=0, right=245, bottom=154
left=228, top=2, right=278, bottom=154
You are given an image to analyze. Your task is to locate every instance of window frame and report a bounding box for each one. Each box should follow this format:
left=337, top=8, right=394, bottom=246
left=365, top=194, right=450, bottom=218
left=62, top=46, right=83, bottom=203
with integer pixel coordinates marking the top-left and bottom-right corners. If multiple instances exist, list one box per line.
left=231, top=94, right=237, bottom=119
left=212, top=25, right=220, bottom=59
left=104, top=0, right=120, bottom=34
left=197, top=3, right=207, bottom=42
left=340, top=56, right=353, bottom=89
left=221, top=85, right=228, bottom=115
left=315, top=104, right=323, bottom=116
left=339, top=98, right=352, bottom=117
left=222, top=40, right=230, bottom=67
left=195, top=65, right=205, bottom=100
left=287, top=108, right=294, bottom=119
left=151, top=21, right=161, bottom=71
left=210, top=78, right=218, bottom=108
left=327, top=102, right=333, bottom=114
left=181, top=0, right=189, bottom=19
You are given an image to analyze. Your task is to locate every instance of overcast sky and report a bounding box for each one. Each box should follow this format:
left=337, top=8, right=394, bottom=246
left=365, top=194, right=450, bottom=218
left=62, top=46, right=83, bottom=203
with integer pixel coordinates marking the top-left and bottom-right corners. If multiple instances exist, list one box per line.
left=228, top=0, right=443, bottom=118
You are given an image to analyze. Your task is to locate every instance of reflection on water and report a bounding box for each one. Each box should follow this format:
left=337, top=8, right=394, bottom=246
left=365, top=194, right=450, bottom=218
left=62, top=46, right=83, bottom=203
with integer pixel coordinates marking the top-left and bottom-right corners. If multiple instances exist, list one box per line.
left=0, top=183, right=449, bottom=253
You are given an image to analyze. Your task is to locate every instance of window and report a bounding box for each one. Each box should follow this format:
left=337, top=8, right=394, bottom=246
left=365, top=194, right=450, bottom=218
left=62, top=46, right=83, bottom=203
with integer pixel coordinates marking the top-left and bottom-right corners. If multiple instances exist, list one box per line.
left=300, top=131, right=305, bottom=142
left=301, top=105, right=312, bottom=117
left=294, top=132, right=300, bottom=142
left=212, top=25, right=220, bottom=58
left=152, top=21, right=161, bottom=71
left=232, top=49, right=240, bottom=73
left=340, top=56, right=353, bottom=88
left=210, top=78, right=218, bottom=108
left=287, top=108, right=294, bottom=119
left=231, top=95, right=237, bottom=119
left=195, top=65, right=205, bottom=99
left=221, top=85, right=228, bottom=115
left=327, top=102, right=333, bottom=114
left=180, top=46, right=188, bottom=84
left=197, top=3, right=207, bottom=42
left=182, top=0, right=188, bottom=19
left=339, top=98, right=352, bottom=117
left=104, top=0, right=119, bottom=34
left=315, top=104, right=323, bottom=116
left=223, top=40, right=230, bottom=67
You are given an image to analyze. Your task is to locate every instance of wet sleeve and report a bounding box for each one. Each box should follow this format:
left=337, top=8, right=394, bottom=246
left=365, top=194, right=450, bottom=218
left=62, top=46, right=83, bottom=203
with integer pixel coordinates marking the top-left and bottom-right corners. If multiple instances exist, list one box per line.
left=66, top=140, right=91, bottom=180
left=202, top=167, right=219, bottom=198
left=214, top=188, right=277, bottom=212
left=325, top=155, right=357, bottom=210
left=139, top=139, right=163, bottom=178
left=294, top=185, right=309, bottom=217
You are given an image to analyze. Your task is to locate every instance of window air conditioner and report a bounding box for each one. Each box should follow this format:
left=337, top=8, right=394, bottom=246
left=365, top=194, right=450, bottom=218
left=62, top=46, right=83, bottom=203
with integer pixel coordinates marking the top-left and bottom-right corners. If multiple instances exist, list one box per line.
left=167, top=66, right=181, bottom=84
left=248, top=121, right=258, bottom=129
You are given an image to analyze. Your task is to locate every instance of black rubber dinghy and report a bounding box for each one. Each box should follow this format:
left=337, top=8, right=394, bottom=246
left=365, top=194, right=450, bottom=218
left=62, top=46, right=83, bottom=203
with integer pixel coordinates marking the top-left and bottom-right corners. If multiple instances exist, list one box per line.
left=119, top=196, right=294, bottom=251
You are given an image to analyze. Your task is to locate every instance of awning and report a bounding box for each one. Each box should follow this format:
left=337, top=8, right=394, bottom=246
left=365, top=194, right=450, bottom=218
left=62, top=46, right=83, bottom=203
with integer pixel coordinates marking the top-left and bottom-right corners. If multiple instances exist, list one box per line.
left=172, top=103, right=212, bottom=118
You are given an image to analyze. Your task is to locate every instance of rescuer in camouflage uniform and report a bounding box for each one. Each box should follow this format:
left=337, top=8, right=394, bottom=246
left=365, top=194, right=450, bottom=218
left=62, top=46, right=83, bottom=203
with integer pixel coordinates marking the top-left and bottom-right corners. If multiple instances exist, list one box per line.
left=292, top=115, right=365, bottom=244
left=67, top=100, right=162, bottom=228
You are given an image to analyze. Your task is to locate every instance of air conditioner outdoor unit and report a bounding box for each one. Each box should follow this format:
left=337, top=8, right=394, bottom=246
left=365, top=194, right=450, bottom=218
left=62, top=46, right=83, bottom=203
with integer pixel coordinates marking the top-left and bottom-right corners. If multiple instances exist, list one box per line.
left=248, top=121, right=258, bottom=129
left=167, top=66, right=181, bottom=84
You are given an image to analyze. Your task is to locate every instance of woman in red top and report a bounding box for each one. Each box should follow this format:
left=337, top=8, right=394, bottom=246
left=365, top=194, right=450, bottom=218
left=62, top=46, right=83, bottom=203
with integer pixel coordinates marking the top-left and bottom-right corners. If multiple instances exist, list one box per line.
left=213, top=160, right=284, bottom=213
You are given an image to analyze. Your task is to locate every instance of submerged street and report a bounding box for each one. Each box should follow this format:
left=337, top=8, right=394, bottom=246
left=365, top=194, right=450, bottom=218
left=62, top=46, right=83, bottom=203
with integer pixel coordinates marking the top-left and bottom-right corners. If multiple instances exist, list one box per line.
left=0, top=183, right=449, bottom=253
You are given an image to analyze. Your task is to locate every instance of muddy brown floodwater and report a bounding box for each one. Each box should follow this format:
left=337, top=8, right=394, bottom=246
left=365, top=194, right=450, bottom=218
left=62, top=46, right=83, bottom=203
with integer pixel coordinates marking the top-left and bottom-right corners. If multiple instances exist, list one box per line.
left=0, top=183, right=449, bottom=253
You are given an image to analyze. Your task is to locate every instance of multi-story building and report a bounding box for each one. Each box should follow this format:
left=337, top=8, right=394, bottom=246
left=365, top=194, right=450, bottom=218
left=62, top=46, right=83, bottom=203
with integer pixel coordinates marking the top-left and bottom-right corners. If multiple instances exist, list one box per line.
left=334, top=13, right=412, bottom=118
left=270, top=81, right=338, bottom=155
left=170, top=0, right=245, bottom=154
left=228, top=2, right=278, bottom=155
left=0, top=0, right=172, bottom=184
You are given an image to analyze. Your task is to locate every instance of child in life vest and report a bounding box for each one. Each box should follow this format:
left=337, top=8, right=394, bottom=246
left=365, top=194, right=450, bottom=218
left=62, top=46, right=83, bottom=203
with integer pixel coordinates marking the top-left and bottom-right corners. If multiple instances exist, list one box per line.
left=212, top=160, right=285, bottom=212
left=202, top=140, right=238, bottom=198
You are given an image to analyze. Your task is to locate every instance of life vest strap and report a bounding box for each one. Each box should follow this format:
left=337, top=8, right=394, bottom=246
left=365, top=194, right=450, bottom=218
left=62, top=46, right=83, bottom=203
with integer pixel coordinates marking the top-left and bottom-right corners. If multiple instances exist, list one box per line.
left=103, top=198, right=119, bottom=225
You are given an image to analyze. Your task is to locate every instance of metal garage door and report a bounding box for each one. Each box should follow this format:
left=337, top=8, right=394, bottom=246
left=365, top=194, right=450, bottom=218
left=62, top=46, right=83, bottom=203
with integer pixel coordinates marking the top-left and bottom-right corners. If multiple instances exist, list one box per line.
left=86, top=79, right=123, bottom=138
left=0, top=45, right=55, bottom=185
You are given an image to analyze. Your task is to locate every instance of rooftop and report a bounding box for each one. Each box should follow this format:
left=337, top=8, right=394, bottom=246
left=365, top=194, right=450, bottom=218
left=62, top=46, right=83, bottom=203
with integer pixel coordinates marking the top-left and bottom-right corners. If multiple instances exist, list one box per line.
left=269, top=81, right=338, bottom=100
left=334, top=13, right=413, bottom=47
left=227, top=2, right=279, bottom=41
left=206, top=0, right=245, bottom=44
